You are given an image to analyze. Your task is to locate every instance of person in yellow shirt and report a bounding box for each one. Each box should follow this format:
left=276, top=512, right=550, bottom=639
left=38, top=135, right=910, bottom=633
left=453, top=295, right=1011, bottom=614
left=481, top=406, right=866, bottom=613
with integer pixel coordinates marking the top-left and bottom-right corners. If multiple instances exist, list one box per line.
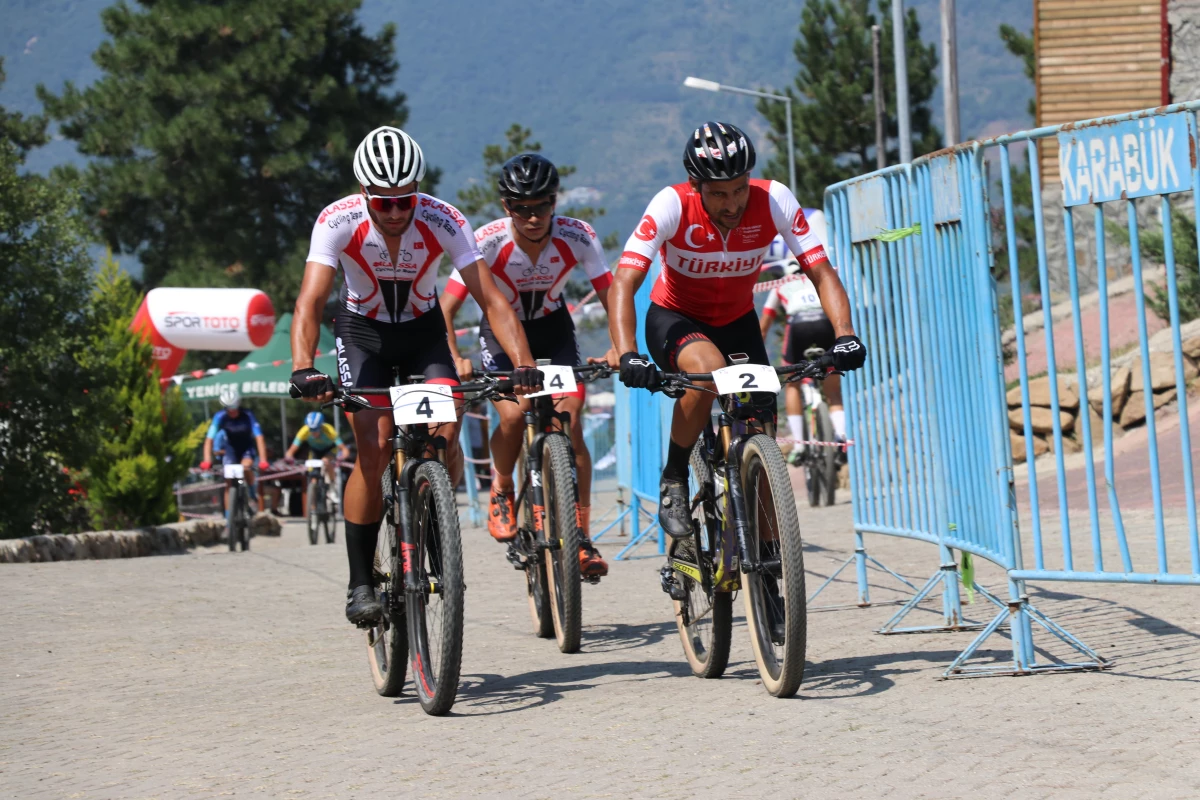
left=286, top=412, right=351, bottom=513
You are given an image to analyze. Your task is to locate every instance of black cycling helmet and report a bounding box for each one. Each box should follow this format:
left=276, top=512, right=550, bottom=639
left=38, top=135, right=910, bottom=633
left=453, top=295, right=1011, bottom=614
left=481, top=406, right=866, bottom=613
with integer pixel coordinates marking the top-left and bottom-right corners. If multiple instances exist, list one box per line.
left=682, top=121, right=757, bottom=182
left=497, top=153, right=560, bottom=200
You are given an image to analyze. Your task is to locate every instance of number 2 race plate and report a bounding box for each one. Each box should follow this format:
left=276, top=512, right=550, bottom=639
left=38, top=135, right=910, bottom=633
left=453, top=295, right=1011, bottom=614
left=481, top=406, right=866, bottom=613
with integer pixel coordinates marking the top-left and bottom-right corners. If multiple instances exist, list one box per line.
left=390, top=384, right=457, bottom=425
left=526, top=365, right=578, bottom=398
left=711, top=364, right=781, bottom=395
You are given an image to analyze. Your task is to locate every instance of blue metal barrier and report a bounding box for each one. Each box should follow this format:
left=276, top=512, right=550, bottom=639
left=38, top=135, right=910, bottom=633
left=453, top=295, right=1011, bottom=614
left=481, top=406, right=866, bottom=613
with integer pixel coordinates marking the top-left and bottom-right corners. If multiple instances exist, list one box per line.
left=826, top=101, right=1200, bottom=677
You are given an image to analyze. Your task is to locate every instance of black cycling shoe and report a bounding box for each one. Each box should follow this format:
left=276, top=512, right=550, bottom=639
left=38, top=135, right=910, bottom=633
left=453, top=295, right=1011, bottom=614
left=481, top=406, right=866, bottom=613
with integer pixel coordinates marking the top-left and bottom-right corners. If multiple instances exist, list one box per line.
left=658, top=478, right=692, bottom=539
left=345, top=584, right=382, bottom=625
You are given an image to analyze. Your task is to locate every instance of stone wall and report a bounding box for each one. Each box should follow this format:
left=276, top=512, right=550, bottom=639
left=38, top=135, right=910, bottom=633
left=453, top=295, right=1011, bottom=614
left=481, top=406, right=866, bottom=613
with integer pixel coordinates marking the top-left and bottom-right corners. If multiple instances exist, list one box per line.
left=0, top=514, right=281, bottom=564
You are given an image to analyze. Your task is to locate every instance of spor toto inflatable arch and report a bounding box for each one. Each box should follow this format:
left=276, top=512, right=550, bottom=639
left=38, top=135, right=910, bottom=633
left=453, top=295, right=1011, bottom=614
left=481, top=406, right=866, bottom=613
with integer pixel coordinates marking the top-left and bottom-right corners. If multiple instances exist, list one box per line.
left=130, top=288, right=276, bottom=377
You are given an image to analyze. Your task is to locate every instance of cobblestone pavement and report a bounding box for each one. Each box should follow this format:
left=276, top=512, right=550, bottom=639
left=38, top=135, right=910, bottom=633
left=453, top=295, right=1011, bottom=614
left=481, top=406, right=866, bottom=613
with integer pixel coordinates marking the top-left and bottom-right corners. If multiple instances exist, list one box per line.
left=3, top=488, right=1199, bottom=799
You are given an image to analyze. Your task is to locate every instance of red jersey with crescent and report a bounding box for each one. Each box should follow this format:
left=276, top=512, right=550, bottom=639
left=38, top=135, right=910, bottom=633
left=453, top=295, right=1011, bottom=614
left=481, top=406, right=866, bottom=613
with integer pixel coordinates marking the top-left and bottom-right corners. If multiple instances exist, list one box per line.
left=618, top=179, right=830, bottom=326
left=306, top=193, right=482, bottom=323
left=445, top=215, right=614, bottom=321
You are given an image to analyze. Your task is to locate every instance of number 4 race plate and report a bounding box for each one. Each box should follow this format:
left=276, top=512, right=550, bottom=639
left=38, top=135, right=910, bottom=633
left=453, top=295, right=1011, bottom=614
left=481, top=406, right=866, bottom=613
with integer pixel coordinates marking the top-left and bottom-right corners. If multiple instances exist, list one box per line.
left=711, top=364, right=781, bottom=395
left=389, top=384, right=457, bottom=425
left=526, top=365, right=578, bottom=398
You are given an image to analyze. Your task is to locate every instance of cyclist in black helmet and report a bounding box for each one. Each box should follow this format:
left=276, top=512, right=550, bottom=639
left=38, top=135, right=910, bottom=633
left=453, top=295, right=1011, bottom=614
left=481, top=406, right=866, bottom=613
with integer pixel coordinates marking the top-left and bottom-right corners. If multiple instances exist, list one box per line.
left=607, top=121, right=866, bottom=538
left=441, top=153, right=616, bottom=578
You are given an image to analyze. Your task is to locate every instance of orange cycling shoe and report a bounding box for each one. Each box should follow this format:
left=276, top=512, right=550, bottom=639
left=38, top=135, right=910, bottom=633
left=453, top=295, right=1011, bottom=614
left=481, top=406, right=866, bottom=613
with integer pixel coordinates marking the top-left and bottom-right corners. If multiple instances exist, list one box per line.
left=579, top=544, right=608, bottom=578
left=488, top=487, right=517, bottom=542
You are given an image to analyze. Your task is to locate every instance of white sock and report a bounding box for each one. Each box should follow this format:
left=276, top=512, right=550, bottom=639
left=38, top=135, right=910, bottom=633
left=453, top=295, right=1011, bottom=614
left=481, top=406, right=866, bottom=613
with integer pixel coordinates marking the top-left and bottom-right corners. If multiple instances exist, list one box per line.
left=830, top=409, right=846, bottom=440
left=787, top=415, right=803, bottom=442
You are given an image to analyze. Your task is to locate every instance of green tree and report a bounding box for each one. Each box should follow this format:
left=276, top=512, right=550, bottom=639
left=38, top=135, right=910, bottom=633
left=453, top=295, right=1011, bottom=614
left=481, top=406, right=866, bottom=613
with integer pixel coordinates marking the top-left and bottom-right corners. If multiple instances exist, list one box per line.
left=1107, top=206, right=1200, bottom=323
left=0, top=58, right=49, bottom=158
left=757, top=0, right=941, bottom=207
left=0, top=69, right=96, bottom=536
left=38, top=0, right=425, bottom=308
left=457, top=123, right=619, bottom=251
left=991, top=27, right=1039, bottom=302
left=999, top=24, right=1036, bottom=120
left=78, top=257, right=205, bottom=530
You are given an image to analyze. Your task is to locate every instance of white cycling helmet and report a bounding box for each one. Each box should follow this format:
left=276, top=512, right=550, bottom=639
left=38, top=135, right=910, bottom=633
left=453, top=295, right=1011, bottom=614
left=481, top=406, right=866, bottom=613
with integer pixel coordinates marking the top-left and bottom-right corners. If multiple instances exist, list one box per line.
left=353, top=126, right=427, bottom=188
left=219, top=384, right=241, bottom=409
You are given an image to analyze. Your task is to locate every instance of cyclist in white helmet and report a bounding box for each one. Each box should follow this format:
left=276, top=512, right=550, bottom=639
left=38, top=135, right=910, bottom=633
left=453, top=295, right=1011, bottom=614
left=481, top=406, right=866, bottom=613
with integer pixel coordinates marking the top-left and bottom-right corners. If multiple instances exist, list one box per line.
left=200, top=385, right=270, bottom=510
left=759, top=225, right=848, bottom=462
left=290, top=125, right=543, bottom=625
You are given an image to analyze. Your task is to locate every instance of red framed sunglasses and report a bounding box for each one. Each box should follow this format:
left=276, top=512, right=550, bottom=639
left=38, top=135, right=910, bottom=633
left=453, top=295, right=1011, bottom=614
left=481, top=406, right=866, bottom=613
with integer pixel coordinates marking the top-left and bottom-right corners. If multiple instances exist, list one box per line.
left=365, top=191, right=418, bottom=213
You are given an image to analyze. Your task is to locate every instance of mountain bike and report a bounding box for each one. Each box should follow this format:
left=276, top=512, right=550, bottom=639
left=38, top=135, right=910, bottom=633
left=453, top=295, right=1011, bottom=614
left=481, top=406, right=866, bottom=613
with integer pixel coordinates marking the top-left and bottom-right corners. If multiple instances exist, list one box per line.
left=794, top=345, right=839, bottom=508
left=222, top=464, right=253, bottom=552
left=493, top=361, right=612, bottom=654
left=656, top=353, right=836, bottom=697
left=304, top=457, right=337, bottom=545
left=306, top=371, right=505, bottom=716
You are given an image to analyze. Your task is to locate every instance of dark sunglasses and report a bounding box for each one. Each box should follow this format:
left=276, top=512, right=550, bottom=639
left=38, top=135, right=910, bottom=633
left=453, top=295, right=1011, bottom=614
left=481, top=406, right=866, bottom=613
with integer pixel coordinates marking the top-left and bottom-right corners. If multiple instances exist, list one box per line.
left=507, top=197, right=555, bottom=220
left=365, top=191, right=418, bottom=213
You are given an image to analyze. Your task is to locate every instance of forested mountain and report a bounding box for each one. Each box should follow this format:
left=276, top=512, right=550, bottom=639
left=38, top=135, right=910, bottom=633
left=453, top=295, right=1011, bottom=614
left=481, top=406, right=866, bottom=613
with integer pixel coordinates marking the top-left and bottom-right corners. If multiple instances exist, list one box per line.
left=1, top=0, right=1033, bottom=260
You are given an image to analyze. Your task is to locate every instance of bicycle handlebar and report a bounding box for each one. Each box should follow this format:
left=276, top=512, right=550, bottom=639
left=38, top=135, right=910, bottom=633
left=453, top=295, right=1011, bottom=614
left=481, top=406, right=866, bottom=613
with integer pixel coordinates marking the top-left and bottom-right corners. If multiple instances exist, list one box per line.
left=653, top=357, right=839, bottom=395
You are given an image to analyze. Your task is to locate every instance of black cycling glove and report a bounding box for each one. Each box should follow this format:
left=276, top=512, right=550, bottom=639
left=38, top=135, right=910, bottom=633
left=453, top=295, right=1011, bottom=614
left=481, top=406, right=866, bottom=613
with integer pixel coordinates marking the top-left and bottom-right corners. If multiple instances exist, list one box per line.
left=511, top=365, right=544, bottom=393
left=829, top=335, right=867, bottom=371
left=289, top=368, right=335, bottom=399
left=619, top=352, right=659, bottom=389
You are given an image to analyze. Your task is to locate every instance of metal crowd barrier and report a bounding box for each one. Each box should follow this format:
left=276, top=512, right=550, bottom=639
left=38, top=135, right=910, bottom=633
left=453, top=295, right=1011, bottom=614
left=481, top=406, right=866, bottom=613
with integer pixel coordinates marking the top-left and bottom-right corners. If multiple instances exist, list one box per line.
left=825, top=101, right=1200, bottom=677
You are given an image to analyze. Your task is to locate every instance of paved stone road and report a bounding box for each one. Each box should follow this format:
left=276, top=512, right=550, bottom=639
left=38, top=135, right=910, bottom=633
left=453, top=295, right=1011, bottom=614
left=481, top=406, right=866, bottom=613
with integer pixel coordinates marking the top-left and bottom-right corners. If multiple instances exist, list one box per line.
left=3, top=491, right=1199, bottom=798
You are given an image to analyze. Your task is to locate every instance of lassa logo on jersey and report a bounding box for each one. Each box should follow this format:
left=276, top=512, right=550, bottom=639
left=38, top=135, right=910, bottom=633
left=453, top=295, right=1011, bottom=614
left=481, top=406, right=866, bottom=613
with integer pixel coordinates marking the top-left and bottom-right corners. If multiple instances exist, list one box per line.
left=318, top=196, right=363, bottom=225
left=477, top=220, right=507, bottom=240
left=633, top=215, right=658, bottom=242
left=791, top=209, right=810, bottom=237
left=555, top=218, right=596, bottom=238
left=420, top=197, right=467, bottom=227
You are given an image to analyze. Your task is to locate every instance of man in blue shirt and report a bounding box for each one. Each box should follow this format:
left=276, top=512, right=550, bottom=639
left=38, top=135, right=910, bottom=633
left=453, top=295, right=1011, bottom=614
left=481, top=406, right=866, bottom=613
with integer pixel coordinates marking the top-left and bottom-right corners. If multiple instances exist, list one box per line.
left=200, top=386, right=270, bottom=510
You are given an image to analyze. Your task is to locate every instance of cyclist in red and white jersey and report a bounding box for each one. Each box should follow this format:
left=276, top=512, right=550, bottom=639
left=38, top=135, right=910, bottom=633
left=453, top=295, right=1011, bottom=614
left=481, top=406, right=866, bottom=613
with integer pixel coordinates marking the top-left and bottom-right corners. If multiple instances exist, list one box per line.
left=440, top=154, right=612, bottom=577
left=608, top=121, right=866, bottom=538
left=290, top=126, right=543, bottom=624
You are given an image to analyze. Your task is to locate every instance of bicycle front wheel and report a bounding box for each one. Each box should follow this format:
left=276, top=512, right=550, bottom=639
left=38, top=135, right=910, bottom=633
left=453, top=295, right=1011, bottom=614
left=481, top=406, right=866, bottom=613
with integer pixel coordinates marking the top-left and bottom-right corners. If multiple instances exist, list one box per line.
left=518, top=450, right=554, bottom=638
left=740, top=434, right=806, bottom=697
left=306, top=476, right=320, bottom=545
left=367, top=465, right=408, bottom=697
left=540, top=435, right=582, bottom=654
left=672, top=441, right=731, bottom=679
left=406, top=461, right=465, bottom=716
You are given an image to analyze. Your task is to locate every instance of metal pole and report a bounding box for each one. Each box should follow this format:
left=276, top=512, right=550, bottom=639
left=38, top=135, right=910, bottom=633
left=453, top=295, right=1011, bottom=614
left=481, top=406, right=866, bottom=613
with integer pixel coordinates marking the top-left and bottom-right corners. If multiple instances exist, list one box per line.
left=872, top=24, right=886, bottom=169
left=893, top=0, right=913, bottom=163
left=279, top=398, right=287, bottom=456
left=784, top=95, right=796, bottom=196
left=941, top=0, right=960, bottom=146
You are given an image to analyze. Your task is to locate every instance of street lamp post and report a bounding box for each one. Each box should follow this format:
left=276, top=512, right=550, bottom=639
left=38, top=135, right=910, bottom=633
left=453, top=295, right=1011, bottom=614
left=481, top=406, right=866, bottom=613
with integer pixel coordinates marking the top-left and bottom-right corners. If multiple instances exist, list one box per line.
left=683, top=76, right=795, bottom=197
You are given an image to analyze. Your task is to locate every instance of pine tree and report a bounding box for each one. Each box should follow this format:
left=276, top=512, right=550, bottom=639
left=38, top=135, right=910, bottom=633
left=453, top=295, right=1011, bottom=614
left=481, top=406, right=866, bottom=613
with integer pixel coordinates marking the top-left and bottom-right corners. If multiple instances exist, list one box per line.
left=756, top=0, right=941, bottom=207
left=38, top=0, right=422, bottom=307
left=0, top=66, right=97, bottom=537
left=457, top=124, right=619, bottom=251
left=77, top=257, right=205, bottom=530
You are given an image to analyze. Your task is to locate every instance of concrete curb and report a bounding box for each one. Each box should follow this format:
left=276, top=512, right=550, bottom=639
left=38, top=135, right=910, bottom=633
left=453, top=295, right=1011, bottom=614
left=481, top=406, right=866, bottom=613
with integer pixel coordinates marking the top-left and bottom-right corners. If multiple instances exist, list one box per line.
left=0, top=515, right=282, bottom=564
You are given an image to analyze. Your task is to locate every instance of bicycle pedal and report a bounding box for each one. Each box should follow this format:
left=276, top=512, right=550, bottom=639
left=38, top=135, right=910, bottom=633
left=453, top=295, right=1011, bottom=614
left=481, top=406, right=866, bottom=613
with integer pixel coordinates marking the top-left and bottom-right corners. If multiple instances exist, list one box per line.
left=582, top=574, right=601, bottom=586
left=659, top=565, right=687, bottom=601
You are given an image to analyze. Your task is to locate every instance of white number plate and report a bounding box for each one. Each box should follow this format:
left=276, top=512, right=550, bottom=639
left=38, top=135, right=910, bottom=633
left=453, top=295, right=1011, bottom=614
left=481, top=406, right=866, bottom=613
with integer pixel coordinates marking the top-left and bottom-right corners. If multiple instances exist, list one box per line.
left=526, top=365, right=578, bottom=398
left=390, top=384, right=457, bottom=425
left=223, top=464, right=245, bottom=479
left=711, top=364, right=781, bottom=395
left=304, top=459, right=325, bottom=469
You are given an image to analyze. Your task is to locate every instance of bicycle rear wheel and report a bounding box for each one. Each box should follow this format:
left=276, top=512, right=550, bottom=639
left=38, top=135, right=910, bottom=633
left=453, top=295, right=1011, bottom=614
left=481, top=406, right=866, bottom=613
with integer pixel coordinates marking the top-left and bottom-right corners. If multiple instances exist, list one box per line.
left=740, top=434, right=806, bottom=697
left=672, top=442, right=731, bottom=679
left=540, top=435, right=582, bottom=653
left=367, top=465, right=408, bottom=697
left=226, top=485, right=237, bottom=552
left=814, top=403, right=837, bottom=506
left=406, top=461, right=464, bottom=716
left=306, top=476, right=319, bottom=545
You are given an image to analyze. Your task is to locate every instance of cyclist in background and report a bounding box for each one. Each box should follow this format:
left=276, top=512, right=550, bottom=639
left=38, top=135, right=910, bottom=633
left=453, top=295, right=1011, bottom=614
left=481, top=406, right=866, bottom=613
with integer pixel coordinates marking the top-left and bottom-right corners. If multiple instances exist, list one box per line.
left=440, top=153, right=612, bottom=578
left=608, top=121, right=866, bottom=538
left=286, top=410, right=351, bottom=512
left=200, top=386, right=270, bottom=512
left=759, top=233, right=847, bottom=463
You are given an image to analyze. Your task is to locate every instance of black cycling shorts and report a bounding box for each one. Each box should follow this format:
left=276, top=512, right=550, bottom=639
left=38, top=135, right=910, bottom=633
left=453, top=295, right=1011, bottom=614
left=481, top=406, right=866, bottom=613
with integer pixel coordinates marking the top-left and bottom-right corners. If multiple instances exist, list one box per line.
left=333, top=310, right=458, bottom=410
left=644, top=302, right=769, bottom=372
left=783, top=317, right=836, bottom=365
left=479, top=306, right=583, bottom=399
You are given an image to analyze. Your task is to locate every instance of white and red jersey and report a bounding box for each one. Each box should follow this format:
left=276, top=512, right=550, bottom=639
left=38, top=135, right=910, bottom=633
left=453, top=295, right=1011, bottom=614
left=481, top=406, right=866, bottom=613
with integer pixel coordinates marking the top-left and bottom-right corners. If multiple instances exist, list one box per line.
left=618, top=179, right=830, bottom=327
left=306, top=193, right=482, bottom=323
left=762, top=274, right=826, bottom=322
left=445, top=215, right=613, bottom=321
